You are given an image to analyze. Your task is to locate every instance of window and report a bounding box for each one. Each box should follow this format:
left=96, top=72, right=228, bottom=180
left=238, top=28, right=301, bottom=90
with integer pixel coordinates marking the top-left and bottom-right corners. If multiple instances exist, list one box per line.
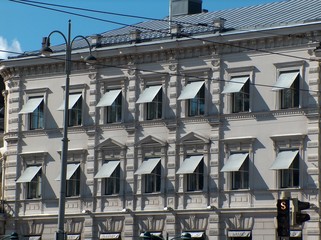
left=232, top=156, right=249, bottom=190
left=188, top=84, right=205, bottom=116
left=281, top=153, right=299, bottom=188
left=107, top=93, right=122, bottom=123
left=178, top=81, right=205, bottom=117
left=272, top=71, right=300, bottom=109
left=270, top=150, right=300, bottom=189
left=186, top=160, right=204, bottom=191
left=222, top=76, right=250, bottom=113
left=27, top=169, right=42, bottom=199
left=135, top=158, right=161, bottom=193
left=221, top=153, right=249, bottom=190
left=19, top=96, right=44, bottom=130
left=145, top=162, right=161, bottom=193
left=96, top=89, right=122, bottom=123
left=146, top=90, right=162, bottom=120
left=176, top=155, right=204, bottom=192
left=69, top=94, right=82, bottom=126
left=66, top=165, right=80, bottom=197
left=104, top=164, right=120, bottom=195
left=16, top=166, right=42, bottom=199
left=58, top=93, right=82, bottom=127
left=136, top=85, right=162, bottom=120
left=232, top=80, right=249, bottom=113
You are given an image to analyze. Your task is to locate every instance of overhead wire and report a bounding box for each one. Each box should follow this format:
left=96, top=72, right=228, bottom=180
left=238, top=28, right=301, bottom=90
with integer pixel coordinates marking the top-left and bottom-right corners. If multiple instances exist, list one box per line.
left=4, top=0, right=321, bottom=95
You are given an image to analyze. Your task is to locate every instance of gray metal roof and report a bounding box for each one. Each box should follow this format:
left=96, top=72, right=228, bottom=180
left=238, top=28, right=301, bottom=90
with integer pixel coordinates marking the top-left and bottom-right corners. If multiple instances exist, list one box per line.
left=14, top=0, right=321, bottom=57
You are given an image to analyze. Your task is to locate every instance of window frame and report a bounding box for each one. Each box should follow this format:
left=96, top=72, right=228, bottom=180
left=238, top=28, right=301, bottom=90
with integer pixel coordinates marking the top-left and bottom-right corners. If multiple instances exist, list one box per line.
left=232, top=80, right=250, bottom=113
left=280, top=72, right=300, bottom=109
left=186, top=160, right=204, bottom=192
left=188, top=84, right=205, bottom=117
left=103, top=164, right=121, bottom=195
left=280, top=150, right=300, bottom=189
left=68, top=93, right=82, bottom=127
left=144, top=161, right=161, bottom=193
left=106, top=92, right=122, bottom=123
left=27, top=168, right=42, bottom=199
left=146, top=89, right=163, bottom=120
left=66, top=165, right=80, bottom=197
left=231, top=154, right=249, bottom=190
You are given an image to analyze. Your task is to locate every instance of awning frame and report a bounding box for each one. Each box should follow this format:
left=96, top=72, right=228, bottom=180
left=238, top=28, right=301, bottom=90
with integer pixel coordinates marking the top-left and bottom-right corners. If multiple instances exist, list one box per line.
left=135, top=158, right=161, bottom=175
left=178, top=81, right=204, bottom=100
left=176, top=155, right=203, bottom=174
left=96, top=89, right=122, bottom=107
left=94, top=161, right=120, bottom=179
left=16, top=166, right=42, bottom=183
left=136, top=85, right=162, bottom=104
left=19, top=97, right=44, bottom=114
left=220, top=153, right=249, bottom=172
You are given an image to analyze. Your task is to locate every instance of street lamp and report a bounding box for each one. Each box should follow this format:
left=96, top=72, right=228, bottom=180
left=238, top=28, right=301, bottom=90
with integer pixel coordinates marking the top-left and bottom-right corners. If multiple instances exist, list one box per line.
left=42, top=20, right=96, bottom=240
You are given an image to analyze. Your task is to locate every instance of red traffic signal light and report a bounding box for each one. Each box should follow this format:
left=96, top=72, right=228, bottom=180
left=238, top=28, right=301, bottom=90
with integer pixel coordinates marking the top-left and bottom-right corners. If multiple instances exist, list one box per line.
left=277, top=199, right=290, bottom=237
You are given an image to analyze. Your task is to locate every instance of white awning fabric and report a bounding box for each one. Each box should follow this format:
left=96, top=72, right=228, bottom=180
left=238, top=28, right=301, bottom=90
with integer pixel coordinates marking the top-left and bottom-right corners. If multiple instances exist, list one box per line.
left=16, top=166, right=41, bottom=183
left=19, top=97, right=43, bottom=114
left=136, top=85, right=162, bottom=103
left=100, top=233, right=120, bottom=239
left=222, top=77, right=249, bottom=94
left=178, top=81, right=204, bottom=100
left=135, top=158, right=161, bottom=175
left=94, top=161, right=120, bottom=179
left=227, top=230, right=251, bottom=237
left=272, top=72, right=299, bottom=91
left=270, top=150, right=299, bottom=170
left=67, top=235, right=80, bottom=240
left=55, top=163, right=80, bottom=180
left=96, top=89, right=121, bottom=107
left=57, top=93, right=82, bottom=111
left=221, top=153, right=249, bottom=172
left=176, top=155, right=203, bottom=174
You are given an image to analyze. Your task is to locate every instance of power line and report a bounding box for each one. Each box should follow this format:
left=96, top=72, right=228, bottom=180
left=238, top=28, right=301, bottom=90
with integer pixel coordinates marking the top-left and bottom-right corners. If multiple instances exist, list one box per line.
left=0, top=48, right=319, bottom=95
left=10, top=0, right=320, bottom=64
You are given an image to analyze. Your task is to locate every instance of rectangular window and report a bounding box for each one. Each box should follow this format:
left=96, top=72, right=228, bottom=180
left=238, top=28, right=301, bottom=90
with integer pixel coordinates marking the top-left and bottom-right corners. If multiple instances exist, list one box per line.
left=281, top=153, right=299, bottom=188
left=232, top=80, right=249, bottom=113
left=145, top=162, right=161, bottom=193
left=232, top=156, right=249, bottom=190
left=19, top=96, right=44, bottom=130
left=188, top=84, right=205, bottom=116
left=187, top=161, right=204, bottom=191
left=147, top=90, right=162, bottom=120
left=27, top=169, right=42, bottom=199
left=104, top=164, right=120, bottom=195
left=66, top=166, right=80, bottom=197
left=107, top=93, right=122, bottom=123
left=281, top=75, right=299, bottom=109
left=69, top=94, right=82, bottom=126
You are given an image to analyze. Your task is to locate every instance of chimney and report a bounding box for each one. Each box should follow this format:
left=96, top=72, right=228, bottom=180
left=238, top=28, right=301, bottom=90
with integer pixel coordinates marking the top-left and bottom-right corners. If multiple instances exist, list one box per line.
left=130, top=29, right=142, bottom=43
left=42, top=37, right=49, bottom=49
left=170, top=0, right=202, bottom=17
left=213, top=18, right=226, bottom=32
left=171, top=24, right=183, bottom=38
left=91, top=34, right=103, bottom=48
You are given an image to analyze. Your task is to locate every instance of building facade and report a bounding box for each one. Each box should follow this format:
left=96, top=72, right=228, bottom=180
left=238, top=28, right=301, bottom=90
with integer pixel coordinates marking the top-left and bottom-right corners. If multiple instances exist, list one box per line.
left=1, top=0, right=321, bottom=239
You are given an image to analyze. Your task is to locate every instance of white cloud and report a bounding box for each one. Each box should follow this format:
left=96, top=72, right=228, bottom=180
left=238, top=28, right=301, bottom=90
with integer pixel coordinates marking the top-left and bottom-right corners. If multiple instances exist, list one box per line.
left=0, top=36, right=22, bottom=59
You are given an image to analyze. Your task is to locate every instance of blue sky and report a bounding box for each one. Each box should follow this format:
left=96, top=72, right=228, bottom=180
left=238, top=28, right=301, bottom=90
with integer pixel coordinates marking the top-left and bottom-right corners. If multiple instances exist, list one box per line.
left=1, top=0, right=285, bottom=58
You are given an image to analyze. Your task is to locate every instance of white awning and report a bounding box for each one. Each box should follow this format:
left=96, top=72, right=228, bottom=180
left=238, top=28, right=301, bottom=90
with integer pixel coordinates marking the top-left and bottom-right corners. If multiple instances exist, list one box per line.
left=28, top=236, right=41, bottom=240
left=188, top=232, right=204, bottom=238
left=221, top=153, right=248, bottom=172
left=135, top=158, right=161, bottom=175
left=67, top=235, right=80, bottom=240
left=96, top=89, right=121, bottom=107
left=136, top=85, right=162, bottom=103
left=222, top=77, right=249, bottom=94
left=57, top=93, right=82, bottom=111
left=176, top=155, right=203, bottom=174
left=228, top=230, right=251, bottom=237
left=16, top=166, right=41, bottom=183
left=19, top=97, right=43, bottom=114
left=290, top=230, right=302, bottom=237
left=94, top=161, right=120, bottom=179
left=55, top=163, right=80, bottom=180
left=270, top=150, right=299, bottom=170
left=272, top=72, right=299, bottom=91
left=100, top=233, right=120, bottom=239
left=178, top=81, right=204, bottom=100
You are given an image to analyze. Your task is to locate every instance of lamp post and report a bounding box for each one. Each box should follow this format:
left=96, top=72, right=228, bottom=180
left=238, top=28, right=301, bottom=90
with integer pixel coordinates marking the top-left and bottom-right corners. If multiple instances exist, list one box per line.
left=42, top=20, right=96, bottom=240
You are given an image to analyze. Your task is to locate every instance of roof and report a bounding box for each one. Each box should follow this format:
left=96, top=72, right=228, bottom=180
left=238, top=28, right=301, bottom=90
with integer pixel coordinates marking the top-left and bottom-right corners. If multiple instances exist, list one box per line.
left=13, top=0, right=321, bottom=57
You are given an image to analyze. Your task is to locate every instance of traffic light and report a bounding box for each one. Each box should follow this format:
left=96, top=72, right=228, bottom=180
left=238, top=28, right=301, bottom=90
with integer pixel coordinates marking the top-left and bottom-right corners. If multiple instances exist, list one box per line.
left=292, top=198, right=310, bottom=225
left=277, top=199, right=290, bottom=237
